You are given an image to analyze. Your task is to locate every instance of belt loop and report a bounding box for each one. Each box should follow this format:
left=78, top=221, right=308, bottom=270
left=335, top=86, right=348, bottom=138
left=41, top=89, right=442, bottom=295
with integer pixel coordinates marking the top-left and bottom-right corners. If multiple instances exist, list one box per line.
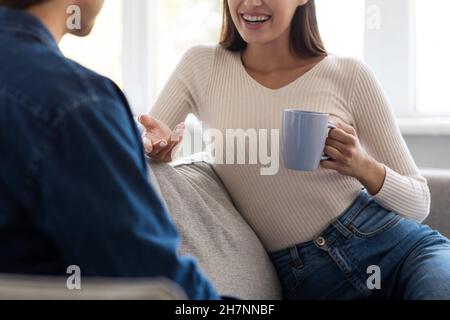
left=340, top=190, right=370, bottom=226
left=289, top=246, right=304, bottom=269
left=332, top=220, right=353, bottom=239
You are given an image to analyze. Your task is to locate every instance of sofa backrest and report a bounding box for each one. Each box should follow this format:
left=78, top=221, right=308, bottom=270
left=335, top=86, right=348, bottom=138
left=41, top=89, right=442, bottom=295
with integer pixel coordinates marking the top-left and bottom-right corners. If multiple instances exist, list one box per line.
left=422, top=169, right=450, bottom=238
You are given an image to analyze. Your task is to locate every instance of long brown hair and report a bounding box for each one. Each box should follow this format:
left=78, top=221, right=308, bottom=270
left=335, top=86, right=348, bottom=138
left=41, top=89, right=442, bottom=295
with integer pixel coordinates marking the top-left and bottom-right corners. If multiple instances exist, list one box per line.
left=220, top=0, right=327, bottom=58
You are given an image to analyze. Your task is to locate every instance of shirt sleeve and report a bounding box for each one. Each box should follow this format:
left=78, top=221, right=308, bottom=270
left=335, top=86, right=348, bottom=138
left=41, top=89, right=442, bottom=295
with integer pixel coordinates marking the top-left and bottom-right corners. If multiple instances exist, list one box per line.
left=35, top=96, right=220, bottom=300
left=150, top=45, right=215, bottom=129
left=349, top=61, right=431, bottom=222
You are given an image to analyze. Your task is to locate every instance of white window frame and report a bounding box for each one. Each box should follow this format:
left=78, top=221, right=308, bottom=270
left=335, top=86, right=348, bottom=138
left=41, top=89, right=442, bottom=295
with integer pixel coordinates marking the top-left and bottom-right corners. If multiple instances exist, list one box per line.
left=121, top=0, right=156, bottom=116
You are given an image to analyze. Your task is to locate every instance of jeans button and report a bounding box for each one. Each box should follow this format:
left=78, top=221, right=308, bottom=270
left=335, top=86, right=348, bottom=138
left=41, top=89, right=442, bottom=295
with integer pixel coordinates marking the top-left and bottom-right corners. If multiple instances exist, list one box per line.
left=315, top=237, right=326, bottom=247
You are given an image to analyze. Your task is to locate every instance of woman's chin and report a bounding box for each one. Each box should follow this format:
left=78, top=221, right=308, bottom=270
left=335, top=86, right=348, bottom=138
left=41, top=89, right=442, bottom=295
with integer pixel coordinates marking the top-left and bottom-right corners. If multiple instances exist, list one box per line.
left=240, top=34, right=276, bottom=47
left=238, top=28, right=284, bottom=47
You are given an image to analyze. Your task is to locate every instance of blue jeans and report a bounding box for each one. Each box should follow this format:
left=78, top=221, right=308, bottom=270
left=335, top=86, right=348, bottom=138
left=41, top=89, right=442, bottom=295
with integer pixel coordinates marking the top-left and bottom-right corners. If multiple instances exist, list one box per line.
left=269, top=190, right=450, bottom=300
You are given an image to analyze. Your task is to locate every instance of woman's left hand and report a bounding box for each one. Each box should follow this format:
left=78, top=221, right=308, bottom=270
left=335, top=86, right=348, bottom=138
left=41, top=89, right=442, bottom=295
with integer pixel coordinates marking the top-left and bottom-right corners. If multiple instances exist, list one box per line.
left=320, top=122, right=372, bottom=180
left=322, top=122, right=387, bottom=195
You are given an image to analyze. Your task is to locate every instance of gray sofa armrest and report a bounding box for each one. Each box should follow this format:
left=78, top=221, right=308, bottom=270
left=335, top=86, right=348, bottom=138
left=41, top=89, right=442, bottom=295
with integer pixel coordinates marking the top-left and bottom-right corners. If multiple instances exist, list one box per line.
left=0, top=275, right=186, bottom=300
left=422, top=169, right=450, bottom=238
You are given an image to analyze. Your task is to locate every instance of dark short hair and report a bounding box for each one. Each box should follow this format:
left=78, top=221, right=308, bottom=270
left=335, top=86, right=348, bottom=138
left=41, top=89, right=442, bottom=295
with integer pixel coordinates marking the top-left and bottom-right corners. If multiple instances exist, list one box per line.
left=0, top=0, right=46, bottom=9
left=220, top=0, right=327, bottom=58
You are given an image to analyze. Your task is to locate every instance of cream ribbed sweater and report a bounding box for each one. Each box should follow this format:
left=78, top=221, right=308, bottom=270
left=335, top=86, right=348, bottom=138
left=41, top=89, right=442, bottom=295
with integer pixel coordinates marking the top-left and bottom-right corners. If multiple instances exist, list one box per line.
left=151, top=44, right=430, bottom=252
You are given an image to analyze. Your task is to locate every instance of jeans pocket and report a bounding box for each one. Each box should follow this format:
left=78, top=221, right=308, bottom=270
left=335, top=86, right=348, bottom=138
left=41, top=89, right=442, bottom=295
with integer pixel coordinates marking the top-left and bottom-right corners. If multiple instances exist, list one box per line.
left=348, top=199, right=403, bottom=239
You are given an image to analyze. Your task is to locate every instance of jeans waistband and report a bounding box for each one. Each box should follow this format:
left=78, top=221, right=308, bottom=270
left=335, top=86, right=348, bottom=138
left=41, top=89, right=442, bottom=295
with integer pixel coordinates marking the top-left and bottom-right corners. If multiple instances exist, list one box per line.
left=270, top=189, right=372, bottom=259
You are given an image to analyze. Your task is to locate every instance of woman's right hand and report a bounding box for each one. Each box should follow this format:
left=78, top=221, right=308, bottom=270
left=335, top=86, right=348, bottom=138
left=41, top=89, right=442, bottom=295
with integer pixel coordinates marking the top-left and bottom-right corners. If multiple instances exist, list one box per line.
left=138, top=115, right=185, bottom=163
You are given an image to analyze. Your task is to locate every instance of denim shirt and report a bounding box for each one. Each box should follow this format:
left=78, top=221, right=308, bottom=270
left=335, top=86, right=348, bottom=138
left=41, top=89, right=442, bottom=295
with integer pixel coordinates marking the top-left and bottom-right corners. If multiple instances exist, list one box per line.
left=0, top=7, right=219, bottom=300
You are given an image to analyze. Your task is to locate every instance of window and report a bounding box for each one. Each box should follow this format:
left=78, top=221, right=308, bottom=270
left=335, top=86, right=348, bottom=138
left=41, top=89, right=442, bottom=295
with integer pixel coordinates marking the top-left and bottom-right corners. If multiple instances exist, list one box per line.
left=415, top=0, right=450, bottom=115
left=60, top=0, right=123, bottom=87
left=316, top=0, right=365, bottom=60
left=59, top=0, right=450, bottom=130
left=155, top=0, right=222, bottom=94
left=363, top=0, right=450, bottom=134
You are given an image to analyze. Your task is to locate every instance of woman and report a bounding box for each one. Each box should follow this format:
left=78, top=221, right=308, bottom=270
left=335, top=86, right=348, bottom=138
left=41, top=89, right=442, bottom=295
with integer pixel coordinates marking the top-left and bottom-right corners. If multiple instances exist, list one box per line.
left=140, top=0, right=450, bottom=299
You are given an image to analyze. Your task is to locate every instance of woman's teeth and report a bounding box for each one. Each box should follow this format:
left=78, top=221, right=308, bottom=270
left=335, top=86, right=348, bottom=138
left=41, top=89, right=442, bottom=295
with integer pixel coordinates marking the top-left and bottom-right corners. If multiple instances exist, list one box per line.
left=242, top=14, right=271, bottom=24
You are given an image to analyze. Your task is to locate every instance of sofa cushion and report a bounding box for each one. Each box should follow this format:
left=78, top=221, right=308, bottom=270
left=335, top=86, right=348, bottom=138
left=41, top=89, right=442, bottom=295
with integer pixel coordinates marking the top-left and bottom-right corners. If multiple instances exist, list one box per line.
left=148, top=160, right=282, bottom=300
left=422, top=169, right=450, bottom=238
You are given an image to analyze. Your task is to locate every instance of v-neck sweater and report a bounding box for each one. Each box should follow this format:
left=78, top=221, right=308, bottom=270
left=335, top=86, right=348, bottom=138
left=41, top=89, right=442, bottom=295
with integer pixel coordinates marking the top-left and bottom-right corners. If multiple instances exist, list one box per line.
left=151, top=44, right=430, bottom=252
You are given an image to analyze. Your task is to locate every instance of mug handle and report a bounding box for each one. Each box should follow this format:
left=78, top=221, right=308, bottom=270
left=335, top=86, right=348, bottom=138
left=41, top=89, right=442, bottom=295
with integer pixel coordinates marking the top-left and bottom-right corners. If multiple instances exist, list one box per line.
left=321, top=122, right=336, bottom=161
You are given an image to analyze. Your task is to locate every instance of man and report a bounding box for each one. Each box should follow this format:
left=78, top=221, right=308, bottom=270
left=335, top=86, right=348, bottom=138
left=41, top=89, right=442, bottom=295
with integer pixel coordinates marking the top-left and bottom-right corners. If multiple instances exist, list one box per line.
left=0, top=0, right=220, bottom=300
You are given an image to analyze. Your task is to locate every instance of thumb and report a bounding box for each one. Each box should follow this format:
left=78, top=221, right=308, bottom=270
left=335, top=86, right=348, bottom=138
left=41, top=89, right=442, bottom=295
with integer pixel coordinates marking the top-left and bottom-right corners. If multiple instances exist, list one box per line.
left=139, top=114, right=158, bottom=130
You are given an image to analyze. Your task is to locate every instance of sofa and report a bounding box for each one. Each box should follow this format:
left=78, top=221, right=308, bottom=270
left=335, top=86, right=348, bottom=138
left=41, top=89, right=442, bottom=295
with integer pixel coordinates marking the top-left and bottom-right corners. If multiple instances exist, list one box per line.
left=147, top=156, right=450, bottom=300
left=0, top=156, right=449, bottom=299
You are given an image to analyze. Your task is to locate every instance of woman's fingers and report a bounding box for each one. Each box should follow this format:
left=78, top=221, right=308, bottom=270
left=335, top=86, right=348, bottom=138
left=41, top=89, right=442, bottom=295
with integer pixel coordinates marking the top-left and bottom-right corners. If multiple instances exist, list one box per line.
left=158, top=126, right=185, bottom=161
left=149, top=140, right=169, bottom=158
left=328, top=126, right=356, bottom=145
left=142, top=131, right=168, bottom=155
left=336, top=122, right=357, bottom=135
left=325, top=137, right=347, bottom=155
left=324, top=145, right=345, bottom=162
left=143, top=136, right=153, bottom=154
left=141, top=120, right=185, bottom=162
left=162, top=134, right=185, bottom=162
left=171, top=124, right=185, bottom=142
left=320, top=159, right=339, bottom=171
left=140, top=114, right=173, bottom=141
left=139, top=114, right=158, bottom=131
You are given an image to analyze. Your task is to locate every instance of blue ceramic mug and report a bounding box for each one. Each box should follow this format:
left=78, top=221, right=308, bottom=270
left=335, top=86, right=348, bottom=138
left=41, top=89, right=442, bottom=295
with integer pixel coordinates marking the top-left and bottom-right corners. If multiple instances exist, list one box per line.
left=283, top=110, right=336, bottom=171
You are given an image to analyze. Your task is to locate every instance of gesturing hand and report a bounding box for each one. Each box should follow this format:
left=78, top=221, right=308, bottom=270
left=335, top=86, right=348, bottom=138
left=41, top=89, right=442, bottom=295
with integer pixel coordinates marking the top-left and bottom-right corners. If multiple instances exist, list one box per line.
left=138, top=115, right=185, bottom=163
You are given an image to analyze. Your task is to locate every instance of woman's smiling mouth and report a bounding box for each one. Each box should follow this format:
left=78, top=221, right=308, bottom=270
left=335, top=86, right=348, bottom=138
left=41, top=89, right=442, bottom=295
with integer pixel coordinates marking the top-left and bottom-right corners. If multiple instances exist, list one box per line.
left=240, top=13, right=272, bottom=28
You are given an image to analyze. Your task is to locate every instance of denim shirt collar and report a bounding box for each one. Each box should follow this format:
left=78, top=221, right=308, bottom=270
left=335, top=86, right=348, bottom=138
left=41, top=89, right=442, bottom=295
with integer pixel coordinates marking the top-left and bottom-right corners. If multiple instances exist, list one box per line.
left=0, top=7, right=61, bottom=54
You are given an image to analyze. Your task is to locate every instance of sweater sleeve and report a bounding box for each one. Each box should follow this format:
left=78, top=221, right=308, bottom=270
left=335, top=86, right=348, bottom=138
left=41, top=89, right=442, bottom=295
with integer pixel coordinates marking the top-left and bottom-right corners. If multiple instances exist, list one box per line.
left=150, top=45, right=216, bottom=129
left=349, top=60, right=431, bottom=222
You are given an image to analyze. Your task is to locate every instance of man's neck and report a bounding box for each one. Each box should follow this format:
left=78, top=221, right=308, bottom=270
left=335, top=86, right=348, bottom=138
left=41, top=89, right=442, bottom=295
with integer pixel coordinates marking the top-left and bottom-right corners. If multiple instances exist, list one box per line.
left=27, top=2, right=69, bottom=43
